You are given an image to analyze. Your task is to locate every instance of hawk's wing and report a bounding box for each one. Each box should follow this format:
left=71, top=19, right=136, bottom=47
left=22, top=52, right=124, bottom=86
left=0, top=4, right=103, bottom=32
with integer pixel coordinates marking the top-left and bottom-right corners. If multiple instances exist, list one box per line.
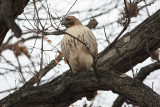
left=81, top=26, right=98, bottom=58
left=61, top=34, right=72, bottom=62
left=61, top=25, right=98, bottom=62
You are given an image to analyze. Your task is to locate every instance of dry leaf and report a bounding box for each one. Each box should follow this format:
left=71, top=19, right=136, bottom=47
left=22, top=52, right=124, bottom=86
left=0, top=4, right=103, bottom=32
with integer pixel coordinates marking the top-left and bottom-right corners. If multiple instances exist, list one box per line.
left=55, top=54, right=61, bottom=65
left=118, top=2, right=139, bottom=25
left=43, top=34, right=52, bottom=44
left=87, top=18, right=98, bottom=29
left=57, top=50, right=63, bottom=57
left=55, top=58, right=61, bottom=65
left=12, top=43, right=30, bottom=58
left=2, top=43, right=9, bottom=48
left=12, top=43, right=22, bottom=57
left=64, top=58, right=68, bottom=64
left=55, top=58, right=59, bottom=64
left=21, top=46, right=30, bottom=58
left=151, top=49, right=160, bottom=60
left=47, top=40, right=52, bottom=43
left=126, top=2, right=139, bottom=17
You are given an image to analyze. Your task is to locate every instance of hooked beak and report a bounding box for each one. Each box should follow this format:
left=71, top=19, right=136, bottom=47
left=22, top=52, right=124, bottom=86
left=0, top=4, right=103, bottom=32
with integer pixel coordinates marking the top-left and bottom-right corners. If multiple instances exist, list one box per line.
left=61, top=19, right=66, bottom=26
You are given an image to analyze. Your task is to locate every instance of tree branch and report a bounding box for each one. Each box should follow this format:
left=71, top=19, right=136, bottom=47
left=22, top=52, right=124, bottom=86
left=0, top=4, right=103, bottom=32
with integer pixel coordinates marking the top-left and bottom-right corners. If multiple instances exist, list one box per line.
left=21, top=54, right=63, bottom=89
left=112, top=62, right=160, bottom=107
left=0, top=70, right=160, bottom=107
left=44, top=18, right=99, bottom=35
left=0, top=6, right=160, bottom=107
left=0, top=0, right=29, bottom=46
left=98, top=9, right=160, bottom=73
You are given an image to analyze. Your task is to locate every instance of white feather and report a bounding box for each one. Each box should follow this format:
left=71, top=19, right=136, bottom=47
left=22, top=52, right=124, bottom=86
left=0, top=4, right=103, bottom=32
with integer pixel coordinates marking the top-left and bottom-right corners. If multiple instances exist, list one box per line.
left=61, top=25, right=97, bottom=73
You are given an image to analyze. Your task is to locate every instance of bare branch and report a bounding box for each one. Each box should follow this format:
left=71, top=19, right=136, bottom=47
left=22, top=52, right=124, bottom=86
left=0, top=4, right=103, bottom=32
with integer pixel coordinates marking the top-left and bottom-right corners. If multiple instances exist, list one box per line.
left=21, top=54, right=62, bottom=89
left=1, top=69, right=160, bottom=107
left=112, top=62, right=160, bottom=107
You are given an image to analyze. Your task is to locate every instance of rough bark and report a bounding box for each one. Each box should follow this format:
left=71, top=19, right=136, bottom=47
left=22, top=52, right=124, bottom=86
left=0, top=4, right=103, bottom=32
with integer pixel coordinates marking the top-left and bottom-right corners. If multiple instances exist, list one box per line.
left=98, top=9, right=160, bottom=73
left=0, top=0, right=29, bottom=46
left=1, top=70, right=160, bottom=107
left=0, top=7, right=160, bottom=107
left=112, top=62, right=160, bottom=107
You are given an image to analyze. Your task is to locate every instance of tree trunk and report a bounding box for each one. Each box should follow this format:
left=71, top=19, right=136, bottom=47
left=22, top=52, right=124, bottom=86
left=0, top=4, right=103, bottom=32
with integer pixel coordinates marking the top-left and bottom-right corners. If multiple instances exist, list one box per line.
left=0, top=0, right=29, bottom=46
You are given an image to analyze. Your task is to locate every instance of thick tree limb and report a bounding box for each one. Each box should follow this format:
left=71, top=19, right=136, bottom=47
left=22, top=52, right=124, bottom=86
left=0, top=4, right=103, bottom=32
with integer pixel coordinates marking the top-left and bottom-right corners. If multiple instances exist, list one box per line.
left=112, top=62, right=160, bottom=107
left=135, top=62, right=160, bottom=81
left=0, top=70, right=160, bottom=107
left=98, top=9, right=160, bottom=73
left=0, top=0, right=29, bottom=46
left=0, top=7, right=160, bottom=107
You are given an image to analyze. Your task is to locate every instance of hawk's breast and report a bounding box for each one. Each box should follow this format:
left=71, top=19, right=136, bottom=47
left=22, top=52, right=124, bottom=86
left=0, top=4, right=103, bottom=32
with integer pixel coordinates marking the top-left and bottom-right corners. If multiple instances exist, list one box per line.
left=61, top=25, right=97, bottom=73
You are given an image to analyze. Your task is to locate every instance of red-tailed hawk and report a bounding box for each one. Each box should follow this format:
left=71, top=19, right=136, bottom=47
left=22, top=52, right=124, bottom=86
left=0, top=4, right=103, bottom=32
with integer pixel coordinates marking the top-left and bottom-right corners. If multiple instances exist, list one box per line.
left=61, top=16, right=98, bottom=101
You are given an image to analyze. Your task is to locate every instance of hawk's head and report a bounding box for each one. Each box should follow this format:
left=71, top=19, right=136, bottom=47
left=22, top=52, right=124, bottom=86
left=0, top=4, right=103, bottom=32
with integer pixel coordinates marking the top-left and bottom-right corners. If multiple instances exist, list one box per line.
left=61, top=16, right=82, bottom=28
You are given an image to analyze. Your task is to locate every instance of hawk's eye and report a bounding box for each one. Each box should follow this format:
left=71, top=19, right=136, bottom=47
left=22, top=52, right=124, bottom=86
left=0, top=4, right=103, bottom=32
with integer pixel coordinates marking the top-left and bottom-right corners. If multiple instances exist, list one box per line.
left=66, top=18, right=70, bottom=21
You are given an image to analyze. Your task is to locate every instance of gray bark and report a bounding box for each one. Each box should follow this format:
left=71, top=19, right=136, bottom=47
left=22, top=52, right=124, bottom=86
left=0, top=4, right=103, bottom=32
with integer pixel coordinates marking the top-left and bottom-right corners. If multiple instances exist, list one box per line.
left=0, top=4, right=160, bottom=107
left=0, top=0, right=29, bottom=46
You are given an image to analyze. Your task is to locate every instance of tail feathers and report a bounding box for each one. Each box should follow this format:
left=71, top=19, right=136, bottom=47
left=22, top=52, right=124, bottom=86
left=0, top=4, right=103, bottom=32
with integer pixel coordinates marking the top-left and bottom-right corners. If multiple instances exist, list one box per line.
left=86, top=91, right=97, bottom=101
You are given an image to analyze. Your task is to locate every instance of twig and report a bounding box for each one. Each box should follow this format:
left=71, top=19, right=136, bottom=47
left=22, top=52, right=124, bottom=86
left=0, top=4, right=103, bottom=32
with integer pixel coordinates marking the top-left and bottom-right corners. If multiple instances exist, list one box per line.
left=30, top=34, right=38, bottom=54
left=103, top=25, right=110, bottom=44
left=143, top=0, right=150, bottom=16
left=16, top=56, right=26, bottom=83
left=56, top=0, right=78, bottom=29
left=45, top=2, right=58, bottom=31
left=98, top=0, right=131, bottom=59
left=1, top=55, right=17, bottom=68
left=38, top=34, right=44, bottom=86
left=32, top=0, right=44, bottom=29
left=23, top=13, right=36, bottom=29
left=40, top=34, right=44, bottom=72
left=139, top=0, right=155, bottom=15
left=98, top=24, right=128, bottom=59
left=20, top=54, right=62, bottom=89
left=64, top=0, right=78, bottom=17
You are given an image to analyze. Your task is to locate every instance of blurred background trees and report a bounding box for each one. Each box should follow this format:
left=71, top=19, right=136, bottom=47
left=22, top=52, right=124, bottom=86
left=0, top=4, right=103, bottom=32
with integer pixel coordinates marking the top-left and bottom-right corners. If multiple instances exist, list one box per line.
left=0, top=0, right=160, bottom=106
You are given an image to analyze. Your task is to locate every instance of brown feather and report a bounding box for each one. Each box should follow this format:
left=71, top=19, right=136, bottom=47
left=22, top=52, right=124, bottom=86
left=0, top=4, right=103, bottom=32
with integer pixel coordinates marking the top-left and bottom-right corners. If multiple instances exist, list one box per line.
left=61, top=16, right=98, bottom=101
